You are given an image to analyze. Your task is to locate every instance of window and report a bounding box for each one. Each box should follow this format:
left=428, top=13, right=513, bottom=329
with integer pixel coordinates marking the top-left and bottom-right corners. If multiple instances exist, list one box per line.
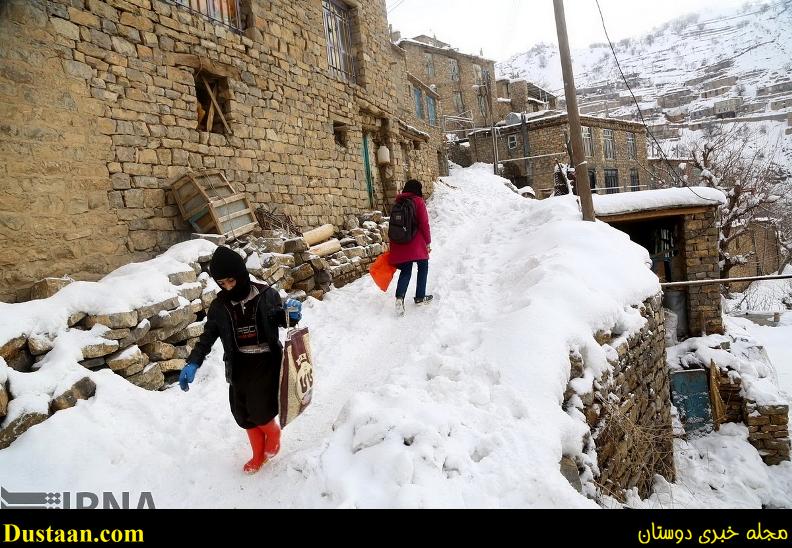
left=453, top=92, right=464, bottom=114
left=477, top=94, right=487, bottom=118
left=474, top=64, right=483, bottom=84
left=627, top=132, right=637, bottom=160
left=427, top=95, right=438, bottom=126
left=195, top=71, right=231, bottom=135
left=173, top=0, right=244, bottom=30
left=333, top=121, right=348, bottom=147
left=322, top=0, right=356, bottom=84
left=630, top=168, right=640, bottom=191
left=401, top=143, right=410, bottom=176
left=424, top=53, right=435, bottom=77
left=588, top=169, right=597, bottom=191
left=508, top=135, right=518, bottom=150
left=582, top=126, right=593, bottom=157
left=413, top=87, right=425, bottom=119
left=603, top=128, right=616, bottom=160
left=604, top=169, right=619, bottom=194
left=450, top=59, right=460, bottom=82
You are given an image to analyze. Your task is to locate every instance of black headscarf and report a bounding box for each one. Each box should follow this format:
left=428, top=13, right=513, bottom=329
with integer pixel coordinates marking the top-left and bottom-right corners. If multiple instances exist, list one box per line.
left=402, top=179, right=423, bottom=198
left=209, top=246, right=251, bottom=301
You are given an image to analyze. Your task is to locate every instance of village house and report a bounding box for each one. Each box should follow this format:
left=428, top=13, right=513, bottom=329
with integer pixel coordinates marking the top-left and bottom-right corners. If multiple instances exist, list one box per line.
left=0, top=0, right=445, bottom=302
left=468, top=111, right=648, bottom=197
left=394, top=34, right=497, bottom=132
left=494, top=78, right=558, bottom=121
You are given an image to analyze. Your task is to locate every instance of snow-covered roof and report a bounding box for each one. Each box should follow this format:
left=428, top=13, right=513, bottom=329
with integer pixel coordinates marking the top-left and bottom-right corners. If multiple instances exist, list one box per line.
left=594, top=187, right=726, bottom=217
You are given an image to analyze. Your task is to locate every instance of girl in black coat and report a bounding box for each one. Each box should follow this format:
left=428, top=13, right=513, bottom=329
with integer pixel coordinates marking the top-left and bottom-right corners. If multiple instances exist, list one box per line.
left=180, top=246, right=301, bottom=473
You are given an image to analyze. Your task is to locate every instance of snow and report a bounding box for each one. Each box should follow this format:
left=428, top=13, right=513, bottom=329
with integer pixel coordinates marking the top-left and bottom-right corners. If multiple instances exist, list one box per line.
left=0, top=164, right=661, bottom=508
left=593, top=186, right=727, bottom=216
left=0, top=239, right=216, bottom=345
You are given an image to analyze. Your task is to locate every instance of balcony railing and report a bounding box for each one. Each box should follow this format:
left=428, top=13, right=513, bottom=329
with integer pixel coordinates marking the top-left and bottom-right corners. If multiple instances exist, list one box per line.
left=169, top=0, right=242, bottom=32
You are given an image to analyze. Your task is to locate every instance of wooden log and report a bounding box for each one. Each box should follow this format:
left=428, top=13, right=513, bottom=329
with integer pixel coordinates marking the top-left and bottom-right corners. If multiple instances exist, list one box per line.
left=309, top=239, right=342, bottom=257
left=303, top=224, right=336, bottom=246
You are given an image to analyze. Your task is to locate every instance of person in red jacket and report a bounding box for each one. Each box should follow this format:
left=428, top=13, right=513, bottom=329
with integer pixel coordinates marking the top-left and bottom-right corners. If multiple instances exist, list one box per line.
left=388, top=179, right=433, bottom=315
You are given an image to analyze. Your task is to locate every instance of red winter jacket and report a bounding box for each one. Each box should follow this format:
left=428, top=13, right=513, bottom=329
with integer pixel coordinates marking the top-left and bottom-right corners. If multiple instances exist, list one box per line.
left=388, top=192, right=431, bottom=266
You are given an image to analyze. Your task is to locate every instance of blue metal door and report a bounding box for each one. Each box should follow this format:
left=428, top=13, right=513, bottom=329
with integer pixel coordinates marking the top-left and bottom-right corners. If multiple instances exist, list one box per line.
left=670, top=369, right=713, bottom=437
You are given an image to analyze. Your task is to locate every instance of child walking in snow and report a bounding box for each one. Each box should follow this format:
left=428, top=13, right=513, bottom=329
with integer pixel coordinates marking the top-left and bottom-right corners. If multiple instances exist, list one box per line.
left=388, top=179, right=433, bottom=316
left=178, top=246, right=302, bottom=474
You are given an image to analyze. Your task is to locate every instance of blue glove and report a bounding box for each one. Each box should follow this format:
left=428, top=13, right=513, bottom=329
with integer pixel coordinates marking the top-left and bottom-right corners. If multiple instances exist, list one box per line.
left=286, top=299, right=302, bottom=323
left=179, top=362, right=199, bottom=392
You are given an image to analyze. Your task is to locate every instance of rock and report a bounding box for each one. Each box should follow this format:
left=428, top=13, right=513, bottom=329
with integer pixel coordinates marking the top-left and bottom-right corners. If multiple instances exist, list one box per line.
left=0, top=412, right=50, bottom=449
left=118, top=319, right=151, bottom=348
left=84, top=310, right=139, bottom=329
left=272, top=253, right=295, bottom=267
left=345, top=247, right=366, bottom=259
left=284, top=237, right=308, bottom=253
left=118, top=360, right=146, bottom=377
left=315, top=270, right=332, bottom=285
left=0, top=383, right=8, bottom=418
left=188, top=299, right=203, bottom=314
left=165, top=321, right=205, bottom=344
left=149, top=306, right=193, bottom=329
left=49, top=377, right=96, bottom=413
left=137, top=317, right=195, bottom=346
left=140, top=341, right=175, bottom=361
left=81, top=339, right=120, bottom=359
left=344, top=215, right=359, bottom=230
left=288, top=290, right=308, bottom=302
left=137, top=297, right=181, bottom=320
left=339, top=237, right=356, bottom=248
left=1, top=337, right=27, bottom=361
left=191, top=233, right=225, bottom=245
left=158, top=359, right=186, bottom=373
left=27, top=335, right=55, bottom=356
left=177, top=283, right=202, bottom=301
left=127, top=364, right=165, bottom=391
left=560, top=456, right=582, bottom=492
left=293, top=278, right=316, bottom=292
left=202, top=289, right=218, bottom=309
left=80, top=357, right=106, bottom=369
left=168, top=269, right=198, bottom=285
left=261, top=238, right=285, bottom=253
left=29, top=277, right=73, bottom=300
left=290, top=263, right=314, bottom=283
left=68, top=312, right=87, bottom=327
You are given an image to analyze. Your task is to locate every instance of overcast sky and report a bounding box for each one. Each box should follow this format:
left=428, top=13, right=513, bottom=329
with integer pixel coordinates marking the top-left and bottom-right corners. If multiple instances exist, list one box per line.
left=385, top=0, right=751, bottom=61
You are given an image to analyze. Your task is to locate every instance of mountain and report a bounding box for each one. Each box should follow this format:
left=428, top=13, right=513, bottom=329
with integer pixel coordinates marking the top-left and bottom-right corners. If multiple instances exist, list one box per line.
left=497, top=0, right=792, bottom=167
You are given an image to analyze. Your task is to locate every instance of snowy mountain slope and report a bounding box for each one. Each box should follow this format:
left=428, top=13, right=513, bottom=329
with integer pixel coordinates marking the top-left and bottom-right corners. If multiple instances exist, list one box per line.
left=498, top=0, right=792, bottom=168
left=0, top=164, right=661, bottom=508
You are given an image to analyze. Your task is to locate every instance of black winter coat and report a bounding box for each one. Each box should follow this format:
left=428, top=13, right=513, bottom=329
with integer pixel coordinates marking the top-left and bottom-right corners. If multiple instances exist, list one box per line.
left=187, top=282, right=290, bottom=383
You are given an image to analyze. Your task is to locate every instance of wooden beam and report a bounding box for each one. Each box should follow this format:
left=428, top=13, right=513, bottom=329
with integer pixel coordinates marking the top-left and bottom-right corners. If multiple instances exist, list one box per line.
left=597, top=205, right=713, bottom=224
left=201, top=75, right=231, bottom=134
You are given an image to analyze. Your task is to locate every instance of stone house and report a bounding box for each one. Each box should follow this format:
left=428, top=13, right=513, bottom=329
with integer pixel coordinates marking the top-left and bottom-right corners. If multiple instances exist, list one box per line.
left=395, top=35, right=497, bottom=131
left=0, top=0, right=444, bottom=302
left=594, top=190, right=724, bottom=337
left=494, top=78, right=557, bottom=121
left=726, top=219, right=783, bottom=291
left=469, top=111, right=648, bottom=198
left=646, top=157, right=702, bottom=188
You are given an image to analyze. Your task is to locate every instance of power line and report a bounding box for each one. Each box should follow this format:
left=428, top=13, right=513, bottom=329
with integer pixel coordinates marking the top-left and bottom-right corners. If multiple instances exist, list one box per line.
left=593, top=0, right=722, bottom=204
left=387, top=0, right=407, bottom=14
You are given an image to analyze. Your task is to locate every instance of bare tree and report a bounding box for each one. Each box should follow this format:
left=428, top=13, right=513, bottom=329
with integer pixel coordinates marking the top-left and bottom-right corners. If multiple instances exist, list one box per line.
left=686, top=123, right=787, bottom=281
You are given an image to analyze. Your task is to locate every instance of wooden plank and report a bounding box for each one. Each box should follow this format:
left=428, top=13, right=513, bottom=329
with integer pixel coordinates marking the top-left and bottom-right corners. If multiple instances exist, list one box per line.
left=205, top=92, right=215, bottom=133
left=597, top=205, right=712, bottom=224
left=201, top=75, right=231, bottom=134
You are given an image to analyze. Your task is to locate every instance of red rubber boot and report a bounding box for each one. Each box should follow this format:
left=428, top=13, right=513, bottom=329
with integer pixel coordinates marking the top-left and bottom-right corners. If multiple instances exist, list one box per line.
left=243, top=428, right=268, bottom=474
left=258, top=419, right=281, bottom=459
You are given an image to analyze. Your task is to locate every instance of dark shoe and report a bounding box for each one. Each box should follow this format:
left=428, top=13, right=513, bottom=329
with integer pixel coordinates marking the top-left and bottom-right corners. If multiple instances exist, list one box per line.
left=414, top=295, right=434, bottom=306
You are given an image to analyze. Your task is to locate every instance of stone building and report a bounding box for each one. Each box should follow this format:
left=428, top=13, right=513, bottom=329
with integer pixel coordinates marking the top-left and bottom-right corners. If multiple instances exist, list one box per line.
left=595, top=189, right=725, bottom=337
left=469, top=111, right=648, bottom=198
left=0, top=0, right=444, bottom=302
left=494, top=78, right=557, bottom=121
left=395, top=35, right=497, bottom=131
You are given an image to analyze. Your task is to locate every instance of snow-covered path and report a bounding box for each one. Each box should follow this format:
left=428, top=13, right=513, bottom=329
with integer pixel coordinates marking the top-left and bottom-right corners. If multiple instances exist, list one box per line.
left=0, top=165, right=660, bottom=508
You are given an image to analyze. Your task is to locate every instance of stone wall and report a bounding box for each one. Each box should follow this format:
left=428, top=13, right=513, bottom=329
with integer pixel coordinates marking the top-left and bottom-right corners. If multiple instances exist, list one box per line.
left=469, top=115, right=649, bottom=198
left=727, top=221, right=782, bottom=291
left=683, top=209, right=724, bottom=334
left=566, top=294, right=674, bottom=501
left=0, top=0, right=443, bottom=302
left=399, top=39, right=496, bottom=128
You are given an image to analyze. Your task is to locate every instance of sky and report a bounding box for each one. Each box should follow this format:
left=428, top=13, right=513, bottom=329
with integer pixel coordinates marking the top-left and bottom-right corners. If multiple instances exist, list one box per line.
left=385, top=0, right=752, bottom=62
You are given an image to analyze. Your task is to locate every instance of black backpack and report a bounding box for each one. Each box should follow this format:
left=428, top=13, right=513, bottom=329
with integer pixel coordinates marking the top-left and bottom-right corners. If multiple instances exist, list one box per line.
left=388, top=197, right=417, bottom=244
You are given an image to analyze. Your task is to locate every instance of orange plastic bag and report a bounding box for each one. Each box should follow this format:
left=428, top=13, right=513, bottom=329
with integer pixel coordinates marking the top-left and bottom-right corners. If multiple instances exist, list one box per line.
left=369, top=252, right=397, bottom=292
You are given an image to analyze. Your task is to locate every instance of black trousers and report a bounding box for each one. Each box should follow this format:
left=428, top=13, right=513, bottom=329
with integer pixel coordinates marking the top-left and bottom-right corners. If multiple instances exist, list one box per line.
left=228, top=351, right=282, bottom=429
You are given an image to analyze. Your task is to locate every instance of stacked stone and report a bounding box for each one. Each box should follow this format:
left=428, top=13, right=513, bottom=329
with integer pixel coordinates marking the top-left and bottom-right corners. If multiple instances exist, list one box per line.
left=564, top=294, right=674, bottom=502
left=326, top=212, right=389, bottom=289
left=744, top=402, right=791, bottom=465
left=717, top=370, right=744, bottom=423
left=683, top=209, right=724, bottom=335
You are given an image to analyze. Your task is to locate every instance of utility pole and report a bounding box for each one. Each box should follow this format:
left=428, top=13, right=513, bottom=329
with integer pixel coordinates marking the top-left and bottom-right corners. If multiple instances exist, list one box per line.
left=553, top=0, right=595, bottom=221
left=483, top=70, right=498, bottom=175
